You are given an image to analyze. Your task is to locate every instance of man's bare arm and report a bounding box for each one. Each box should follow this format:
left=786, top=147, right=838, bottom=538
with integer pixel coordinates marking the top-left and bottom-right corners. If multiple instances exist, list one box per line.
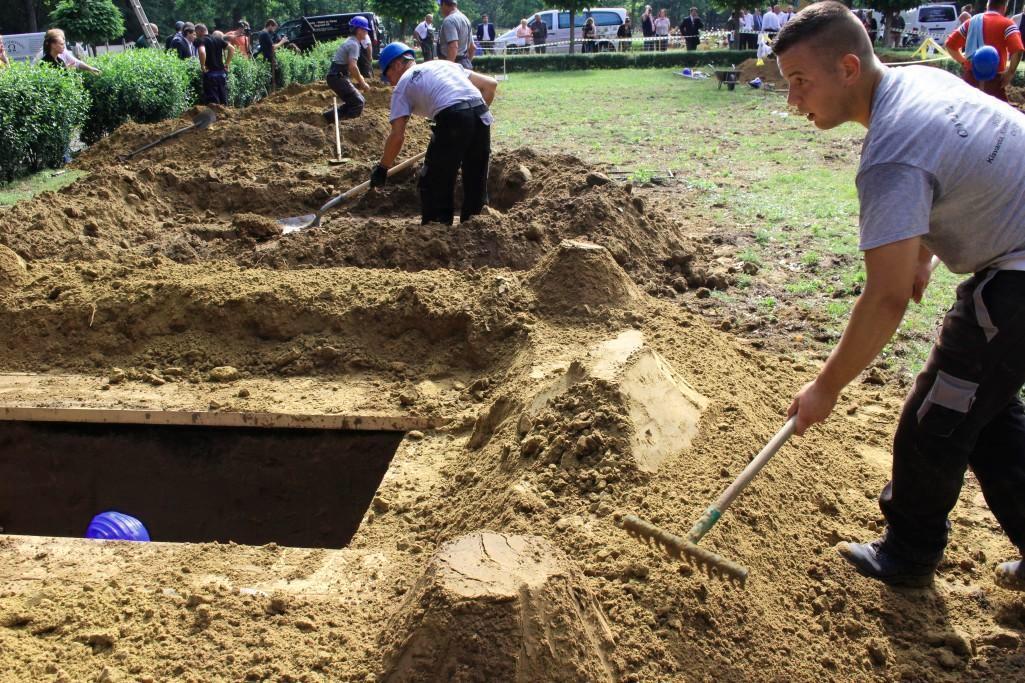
left=468, top=71, right=498, bottom=105
left=447, top=40, right=458, bottom=61
left=788, top=236, right=922, bottom=434
left=380, top=117, right=409, bottom=168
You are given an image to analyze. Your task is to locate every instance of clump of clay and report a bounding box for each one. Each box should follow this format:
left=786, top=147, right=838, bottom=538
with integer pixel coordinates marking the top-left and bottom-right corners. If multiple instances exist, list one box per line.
left=378, top=532, right=616, bottom=682
left=528, top=240, right=641, bottom=315
left=0, top=245, right=29, bottom=291
left=232, top=213, right=282, bottom=241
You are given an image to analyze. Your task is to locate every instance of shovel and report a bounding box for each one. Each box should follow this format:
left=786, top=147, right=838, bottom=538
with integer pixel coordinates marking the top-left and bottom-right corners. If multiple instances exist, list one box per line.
left=278, top=150, right=427, bottom=233
left=618, top=416, right=797, bottom=587
left=120, top=108, right=217, bottom=161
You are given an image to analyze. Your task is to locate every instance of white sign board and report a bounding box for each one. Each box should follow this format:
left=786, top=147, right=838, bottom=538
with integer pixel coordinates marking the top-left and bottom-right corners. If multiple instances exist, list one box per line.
left=4, top=33, right=46, bottom=62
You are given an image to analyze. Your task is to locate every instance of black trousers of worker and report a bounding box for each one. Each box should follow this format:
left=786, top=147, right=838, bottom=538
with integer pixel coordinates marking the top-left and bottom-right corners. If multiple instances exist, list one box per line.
left=420, top=103, right=490, bottom=225
left=880, top=269, right=1025, bottom=562
left=202, top=71, right=228, bottom=105
left=324, top=73, right=365, bottom=122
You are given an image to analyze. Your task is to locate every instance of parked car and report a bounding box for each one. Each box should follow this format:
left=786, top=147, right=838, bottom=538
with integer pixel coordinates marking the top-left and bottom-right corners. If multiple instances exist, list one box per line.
left=493, top=8, right=627, bottom=54
left=900, top=4, right=961, bottom=42
left=277, top=12, right=388, bottom=57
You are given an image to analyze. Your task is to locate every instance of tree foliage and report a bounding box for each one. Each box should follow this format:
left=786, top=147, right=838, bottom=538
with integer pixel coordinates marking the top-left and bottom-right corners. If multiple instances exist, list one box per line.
left=371, top=0, right=435, bottom=37
left=50, top=0, right=126, bottom=45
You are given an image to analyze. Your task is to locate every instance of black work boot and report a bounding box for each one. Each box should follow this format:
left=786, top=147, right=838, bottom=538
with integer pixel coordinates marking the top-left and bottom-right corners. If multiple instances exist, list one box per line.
left=995, top=560, right=1025, bottom=590
left=838, top=535, right=940, bottom=588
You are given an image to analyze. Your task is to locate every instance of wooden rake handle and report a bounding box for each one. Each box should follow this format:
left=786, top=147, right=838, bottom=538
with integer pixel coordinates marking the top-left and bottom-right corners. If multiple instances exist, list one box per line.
left=687, top=416, right=796, bottom=543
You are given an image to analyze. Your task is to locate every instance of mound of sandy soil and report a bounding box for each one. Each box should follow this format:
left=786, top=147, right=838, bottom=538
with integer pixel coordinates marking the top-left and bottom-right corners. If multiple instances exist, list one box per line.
left=379, top=532, right=616, bottom=682
left=738, top=57, right=788, bottom=89
left=1, top=70, right=1024, bottom=683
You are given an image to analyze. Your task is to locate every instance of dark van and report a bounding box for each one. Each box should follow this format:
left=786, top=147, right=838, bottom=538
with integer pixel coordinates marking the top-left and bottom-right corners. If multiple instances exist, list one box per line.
left=278, top=13, right=388, bottom=57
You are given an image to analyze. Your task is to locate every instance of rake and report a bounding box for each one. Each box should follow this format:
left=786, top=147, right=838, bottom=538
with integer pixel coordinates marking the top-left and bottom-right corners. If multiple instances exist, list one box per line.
left=618, top=416, right=796, bottom=587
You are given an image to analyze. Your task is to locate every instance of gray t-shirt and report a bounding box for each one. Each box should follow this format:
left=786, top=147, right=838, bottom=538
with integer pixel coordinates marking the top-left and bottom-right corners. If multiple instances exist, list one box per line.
left=329, top=37, right=360, bottom=76
left=858, top=65, right=1025, bottom=273
left=389, top=59, right=491, bottom=124
left=440, top=10, right=473, bottom=58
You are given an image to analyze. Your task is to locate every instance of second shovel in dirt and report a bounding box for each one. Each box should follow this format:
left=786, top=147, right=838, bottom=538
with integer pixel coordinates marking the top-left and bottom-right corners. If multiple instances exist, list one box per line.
left=119, top=108, right=218, bottom=161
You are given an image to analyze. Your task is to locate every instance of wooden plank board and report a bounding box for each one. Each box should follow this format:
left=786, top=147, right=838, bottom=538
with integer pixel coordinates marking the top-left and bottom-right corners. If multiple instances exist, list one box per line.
left=0, top=374, right=448, bottom=432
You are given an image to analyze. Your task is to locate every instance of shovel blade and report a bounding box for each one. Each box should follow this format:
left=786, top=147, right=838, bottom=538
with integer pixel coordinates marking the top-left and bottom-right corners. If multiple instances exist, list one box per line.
left=278, top=214, right=319, bottom=234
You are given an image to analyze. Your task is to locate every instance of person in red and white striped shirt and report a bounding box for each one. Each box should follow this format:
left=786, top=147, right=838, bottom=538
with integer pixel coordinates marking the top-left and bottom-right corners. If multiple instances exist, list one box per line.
left=946, top=0, right=1024, bottom=101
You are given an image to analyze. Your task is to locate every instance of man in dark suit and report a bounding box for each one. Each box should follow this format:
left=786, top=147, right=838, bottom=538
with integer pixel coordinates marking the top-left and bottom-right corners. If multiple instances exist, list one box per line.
left=679, top=7, right=703, bottom=51
left=476, top=14, right=496, bottom=54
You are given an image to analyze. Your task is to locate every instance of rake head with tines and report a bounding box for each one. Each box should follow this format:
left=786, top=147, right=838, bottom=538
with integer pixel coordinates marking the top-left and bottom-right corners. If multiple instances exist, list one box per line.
left=616, top=417, right=796, bottom=588
left=618, top=514, right=748, bottom=587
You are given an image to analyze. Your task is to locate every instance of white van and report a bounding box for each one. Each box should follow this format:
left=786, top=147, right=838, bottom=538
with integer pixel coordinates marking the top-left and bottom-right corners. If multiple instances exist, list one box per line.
left=901, top=4, right=961, bottom=42
left=493, top=8, right=627, bottom=54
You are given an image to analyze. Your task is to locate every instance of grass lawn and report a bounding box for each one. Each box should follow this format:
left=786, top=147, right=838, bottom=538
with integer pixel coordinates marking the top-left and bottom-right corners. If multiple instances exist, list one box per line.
left=490, top=68, right=957, bottom=376
left=0, top=169, right=86, bottom=206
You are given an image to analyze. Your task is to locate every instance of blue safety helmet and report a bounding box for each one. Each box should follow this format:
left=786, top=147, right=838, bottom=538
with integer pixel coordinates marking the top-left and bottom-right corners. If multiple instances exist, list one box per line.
left=972, top=45, right=999, bottom=82
left=349, top=15, right=371, bottom=33
left=379, top=42, right=416, bottom=82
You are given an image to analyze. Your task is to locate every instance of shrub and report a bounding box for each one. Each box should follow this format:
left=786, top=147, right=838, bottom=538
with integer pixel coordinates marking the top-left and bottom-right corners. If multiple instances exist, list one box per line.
left=0, top=62, right=90, bottom=183
left=227, top=56, right=271, bottom=108
left=276, top=40, right=341, bottom=88
left=81, top=48, right=196, bottom=143
left=470, top=49, right=757, bottom=73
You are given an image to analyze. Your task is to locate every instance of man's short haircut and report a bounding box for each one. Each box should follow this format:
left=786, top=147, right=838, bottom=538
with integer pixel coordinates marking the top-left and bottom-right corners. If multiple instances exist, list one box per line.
left=265, top=19, right=277, bottom=28
left=690, top=6, right=698, bottom=12
left=773, top=1, right=873, bottom=60
left=440, top=0, right=457, bottom=6
left=195, top=23, right=207, bottom=33
left=988, top=0, right=1007, bottom=9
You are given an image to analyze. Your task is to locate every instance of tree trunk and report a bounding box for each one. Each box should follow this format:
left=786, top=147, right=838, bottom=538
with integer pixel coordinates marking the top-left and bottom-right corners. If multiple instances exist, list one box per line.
left=400, top=19, right=407, bottom=41
left=25, top=0, right=38, bottom=32
left=569, top=9, right=576, bottom=54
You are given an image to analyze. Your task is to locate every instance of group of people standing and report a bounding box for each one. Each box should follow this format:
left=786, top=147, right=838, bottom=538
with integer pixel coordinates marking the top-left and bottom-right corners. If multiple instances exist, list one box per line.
left=726, top=5, right=796, bottom=49
left=410, top=0, right=475, bottom=65
left=412, top=3, right=504, bottom=63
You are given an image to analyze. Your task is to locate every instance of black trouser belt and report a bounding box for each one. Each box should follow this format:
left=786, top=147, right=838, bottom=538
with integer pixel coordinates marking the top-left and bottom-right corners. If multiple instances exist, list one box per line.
left=438, top=99, right=486, bottom=116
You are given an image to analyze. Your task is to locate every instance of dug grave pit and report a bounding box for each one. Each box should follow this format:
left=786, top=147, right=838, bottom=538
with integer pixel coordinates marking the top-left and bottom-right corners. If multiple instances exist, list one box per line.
left=0, top=374, right=443, bottom=548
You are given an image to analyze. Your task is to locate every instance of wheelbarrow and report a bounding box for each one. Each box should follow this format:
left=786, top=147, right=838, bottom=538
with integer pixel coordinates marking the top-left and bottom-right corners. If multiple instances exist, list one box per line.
left=715, top=69, right=742, bottom=91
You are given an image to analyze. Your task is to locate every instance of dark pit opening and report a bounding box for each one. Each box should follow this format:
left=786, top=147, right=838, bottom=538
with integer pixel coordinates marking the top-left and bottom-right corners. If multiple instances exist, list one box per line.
left=0, top=420, right=402, bottom=548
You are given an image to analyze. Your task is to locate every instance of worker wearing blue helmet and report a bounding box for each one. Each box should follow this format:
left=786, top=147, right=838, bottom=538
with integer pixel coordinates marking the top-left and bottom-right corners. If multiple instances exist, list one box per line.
left=371, top=42, right=498, bottom=226
left=323, top=16, right=372, bottom=123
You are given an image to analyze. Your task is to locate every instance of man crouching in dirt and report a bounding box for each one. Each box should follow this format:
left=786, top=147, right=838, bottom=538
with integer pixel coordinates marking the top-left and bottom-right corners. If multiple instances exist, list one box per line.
left=369, top=42, right=498, bottom=226
left=778, top=2, right=1025, bottom=590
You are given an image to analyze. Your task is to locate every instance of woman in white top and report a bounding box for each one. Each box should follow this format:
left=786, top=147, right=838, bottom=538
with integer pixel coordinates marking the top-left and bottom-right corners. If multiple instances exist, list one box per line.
left=515, top=18, right=532, bottom=53
left=35, top=29, right=101, bottom=73
left=653, top=8, right=671, bottom=51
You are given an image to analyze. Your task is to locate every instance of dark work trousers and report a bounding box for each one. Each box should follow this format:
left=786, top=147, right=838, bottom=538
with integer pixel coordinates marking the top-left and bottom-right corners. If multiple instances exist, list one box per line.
left=324, top=73, right=365, bottom=122
left=419, top=39, right=434, bottom=61
left=533, top=39, right=546, bottom=54
left=419, top=103, right=491, bottom=225
left=202, top=70, right=228, bottom=105
left=685, top=37, right=699, bottom=51
left=881, top=269, right=1025, bottom=562
left=963, top=67, right=1009, bottom=102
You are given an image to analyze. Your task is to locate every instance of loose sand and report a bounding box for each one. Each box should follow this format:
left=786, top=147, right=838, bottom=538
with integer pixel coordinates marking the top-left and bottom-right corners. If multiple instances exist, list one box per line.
left=0, top=83, right=1023, bottom=683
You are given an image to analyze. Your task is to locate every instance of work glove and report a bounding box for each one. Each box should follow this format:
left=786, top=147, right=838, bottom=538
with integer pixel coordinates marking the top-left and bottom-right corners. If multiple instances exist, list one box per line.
left=370, top=164, right=388, bottom=188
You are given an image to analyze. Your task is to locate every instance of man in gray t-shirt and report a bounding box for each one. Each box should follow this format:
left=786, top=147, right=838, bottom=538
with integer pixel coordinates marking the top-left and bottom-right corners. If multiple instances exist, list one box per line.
left=323, top=18, right=372, bottom=123
left=438, top=0, right=474, bottom=69
left=776, top=2, right=1025, bottom=590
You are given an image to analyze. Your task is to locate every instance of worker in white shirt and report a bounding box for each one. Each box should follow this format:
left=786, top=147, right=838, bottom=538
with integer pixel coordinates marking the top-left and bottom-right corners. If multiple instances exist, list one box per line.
left=413, top=14, right=435, bottom=61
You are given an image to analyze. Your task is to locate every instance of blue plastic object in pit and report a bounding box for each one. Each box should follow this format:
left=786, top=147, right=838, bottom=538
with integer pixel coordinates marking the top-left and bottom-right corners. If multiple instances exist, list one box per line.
left=85, top=511, right=151, bottom=542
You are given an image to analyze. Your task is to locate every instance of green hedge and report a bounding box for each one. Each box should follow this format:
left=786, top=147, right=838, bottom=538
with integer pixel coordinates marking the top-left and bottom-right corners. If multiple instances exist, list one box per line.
left=277, top=41, right=339, bottom=88
left=0, top=62, right=90, bottom=183
left=471, top=49, right=757, bottom=73
left=83, top=48, right=197, bottom=144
